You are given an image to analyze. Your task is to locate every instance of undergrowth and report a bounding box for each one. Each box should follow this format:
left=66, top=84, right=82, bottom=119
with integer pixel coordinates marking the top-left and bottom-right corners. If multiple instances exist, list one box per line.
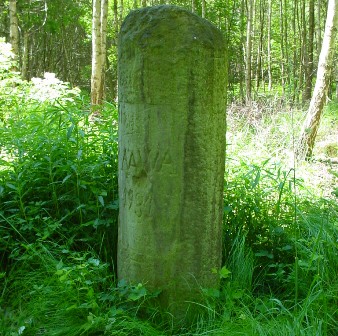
left=0, top=45, right=337, bottom=335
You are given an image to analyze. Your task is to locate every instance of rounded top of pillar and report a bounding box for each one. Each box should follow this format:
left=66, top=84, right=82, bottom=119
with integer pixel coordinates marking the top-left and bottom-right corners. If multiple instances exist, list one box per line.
left=119, top=5, right=225, bottom=51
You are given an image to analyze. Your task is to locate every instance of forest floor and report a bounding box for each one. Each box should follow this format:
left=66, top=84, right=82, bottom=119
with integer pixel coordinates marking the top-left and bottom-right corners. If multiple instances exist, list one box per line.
left=227, top=99, right=338, bottom=199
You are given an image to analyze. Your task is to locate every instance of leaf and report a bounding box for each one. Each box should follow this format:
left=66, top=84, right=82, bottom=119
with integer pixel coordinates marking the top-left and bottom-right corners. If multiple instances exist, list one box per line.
left=88, top=258, right=100, bottom=266
left=211, top=268, right=218, bottom=274
left=219, top=266, right=231, bottom=279
left=273, top=226, right=284, bottom=235
left=18, top=326, right=26, bottom=335
left=251, top=170, right=261, bottom=188
left=56, top=260, right=64, bottom=270
left=62, top=174, right=72, bottom=184
left=67, top=124, right=75, bottom=140
left=107, top=200, right=119, bottom=210
left=128, top=286, right=147, bottom=301
left=98, top=195, right=104, bottom=206
left=6, top=183, right=16, bottom=190
left=203, top=287, right=220, bottom=298
left=231, top=290, right=244, bottom=299
left=99, top=190, right=107, bottom=196
left=224, top=205, right=232, bottom=214
left=255, top=250, right=274, bottom=259
left=59, top=274, right=68, bottom=281
left=280, top=245, right=292, bottom=251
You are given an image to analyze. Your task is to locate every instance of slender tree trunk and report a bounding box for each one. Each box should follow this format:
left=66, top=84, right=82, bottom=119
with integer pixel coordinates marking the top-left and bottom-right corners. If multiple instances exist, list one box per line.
left=292, top=0, right=298, bottom=102
left=21, top=31, right=29, bottom=80
left=201, top=0, right=206, bottom=18
left=279, top=0, right=285, bottom=95
left=252, top=0, right=256, bottom=94
left=304, top=0, right=315, bottom=101
left=9, top=0, right=19, bottom=69
left=267, top=0, right=272, bottom=91
left=191, top=0, right=196, bottom=13
left=299, top=0, right=307, bottom=104
left=245, top=0, right=254, bottom=103
left=91, top=0, right=108, bottom=108
left=298, top=0, right=338, bottom=160
left=119, top=0, right=124, bottom=30
left=317, top=0, right=322, bottom=55
left=114, top=0, right=119, bottom=41
left=91, top=0, right=102, bottom=106
left=256, top=0, right=264, bottom=91
left=240, top=0, right=246, bottom=101
left=283, top=0, right=290, bottom=88
left=100, top=0, right=108, bottom=99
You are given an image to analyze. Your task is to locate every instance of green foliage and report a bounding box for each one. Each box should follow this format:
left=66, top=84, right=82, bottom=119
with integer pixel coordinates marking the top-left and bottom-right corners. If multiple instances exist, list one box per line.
left=220, top=100, right=338, bottom=335
left=224, top=160, right=296, bottom=293
left=0, top=65, right=118, bottom=272
left=0, top=64, right=337, bottom=334
left=1, top=244, right=162, bottom=336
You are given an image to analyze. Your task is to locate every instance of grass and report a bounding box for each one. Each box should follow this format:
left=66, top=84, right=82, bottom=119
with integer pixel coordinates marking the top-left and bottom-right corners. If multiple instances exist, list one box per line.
left=0, top=61, right=337, bottom=334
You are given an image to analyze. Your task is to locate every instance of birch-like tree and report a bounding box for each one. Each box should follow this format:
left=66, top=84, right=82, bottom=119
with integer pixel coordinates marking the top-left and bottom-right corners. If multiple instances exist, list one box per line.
left=267, top=0, right=272, bottom=91
left=303, top=0, right=315, bottom=101
left=9, top=0, right=19, bottom=67
left=297, top=0, right=338, bottom=160
left=91, top=0, right=108, bottom=107
left=245, top=0, right=254, bottom=103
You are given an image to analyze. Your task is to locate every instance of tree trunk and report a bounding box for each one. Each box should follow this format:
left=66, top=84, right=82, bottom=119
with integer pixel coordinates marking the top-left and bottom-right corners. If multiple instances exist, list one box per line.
left=245, top=0, right=254, bottom=103
left=9, top=0, right=19, bottom=69
left=239, top=0, right=246, bottom=101
left=113, top=0, right=119, bottom=41
left=91, top=0, right=108, bottom=108
left=297, top=0, right=338, bottom=160
left=317, top=0, right=322, bottom=56
left=283, top=0, right=290, bottom=88
left=191, top=0, right=196, bottom=13
left=119, top=0, right=124, bottom=25
left=292, top=0, right=299, bottom=102
left=279, top=0, right=285, bottom=94
left=21, top=31, right=29, bottom=80
left=303, top=0, right=315, bottom=101
left=201, top=0, right=206, bottom=18
left=267, top=0, right=272, bottom=91
left=299, top=0, right=306, bottom=104
left=100, top=0, right=108, bottom=100
left=256, top=0, right=264, bottom=91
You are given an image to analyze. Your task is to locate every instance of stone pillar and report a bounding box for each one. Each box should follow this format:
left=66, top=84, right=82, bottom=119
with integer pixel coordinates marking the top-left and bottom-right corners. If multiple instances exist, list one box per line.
left=117, top=5, right=227, bottom=320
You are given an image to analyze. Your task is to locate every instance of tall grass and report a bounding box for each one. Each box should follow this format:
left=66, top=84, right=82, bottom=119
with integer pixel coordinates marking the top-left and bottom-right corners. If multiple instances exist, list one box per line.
left=222, top=98, right=338, bottom=335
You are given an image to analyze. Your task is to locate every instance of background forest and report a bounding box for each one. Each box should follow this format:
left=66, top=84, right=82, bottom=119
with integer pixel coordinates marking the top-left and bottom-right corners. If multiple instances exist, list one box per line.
left=1, top=0, right=338, bottom=103
left=0, top=0, right=338, bottom=335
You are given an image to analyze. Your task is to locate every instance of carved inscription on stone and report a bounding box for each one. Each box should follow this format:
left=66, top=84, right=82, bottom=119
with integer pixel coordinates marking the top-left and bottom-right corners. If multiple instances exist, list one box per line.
left=121, top=148, right=175, bottom=173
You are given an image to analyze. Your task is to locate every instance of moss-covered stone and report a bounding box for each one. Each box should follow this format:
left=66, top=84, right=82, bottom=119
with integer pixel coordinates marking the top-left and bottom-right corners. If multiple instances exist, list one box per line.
left=117, top=5, right=227, bottom=321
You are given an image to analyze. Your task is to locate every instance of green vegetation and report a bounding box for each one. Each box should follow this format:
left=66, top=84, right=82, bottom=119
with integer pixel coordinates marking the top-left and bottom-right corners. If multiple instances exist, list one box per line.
left=1, top=43, right=338, bottom=335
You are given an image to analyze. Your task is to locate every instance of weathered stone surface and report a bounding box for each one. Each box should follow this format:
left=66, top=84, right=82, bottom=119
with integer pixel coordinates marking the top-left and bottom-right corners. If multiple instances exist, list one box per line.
left=117, top=5, right=227, bottom=320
